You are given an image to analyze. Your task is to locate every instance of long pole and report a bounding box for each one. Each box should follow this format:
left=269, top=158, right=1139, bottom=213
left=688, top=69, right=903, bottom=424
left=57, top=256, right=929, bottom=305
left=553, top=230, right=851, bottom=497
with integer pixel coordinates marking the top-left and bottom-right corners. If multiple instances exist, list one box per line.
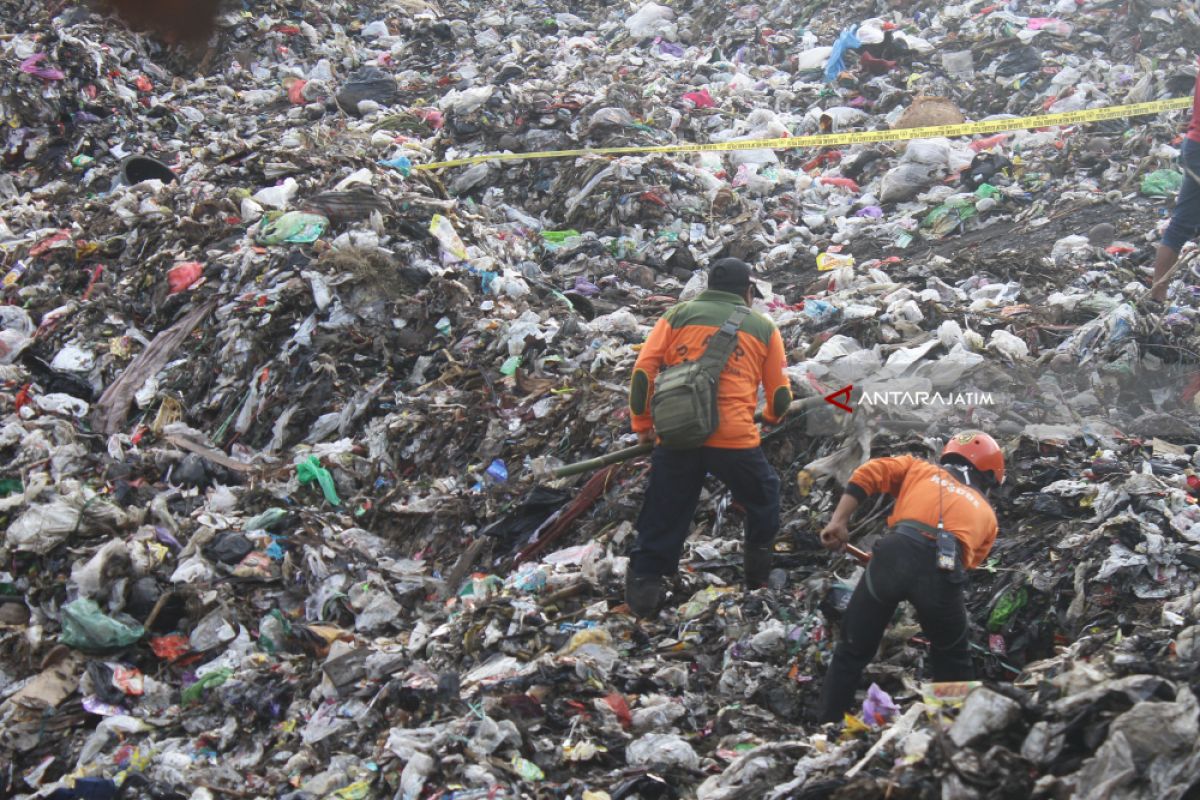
left=546, top=395, right=831, bottom=479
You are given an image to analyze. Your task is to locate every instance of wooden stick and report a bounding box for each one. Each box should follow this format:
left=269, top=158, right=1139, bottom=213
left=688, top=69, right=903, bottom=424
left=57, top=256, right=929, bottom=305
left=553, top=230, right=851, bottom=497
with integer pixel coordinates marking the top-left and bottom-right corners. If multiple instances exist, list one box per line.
left=143, top=590, right=174, bottom=631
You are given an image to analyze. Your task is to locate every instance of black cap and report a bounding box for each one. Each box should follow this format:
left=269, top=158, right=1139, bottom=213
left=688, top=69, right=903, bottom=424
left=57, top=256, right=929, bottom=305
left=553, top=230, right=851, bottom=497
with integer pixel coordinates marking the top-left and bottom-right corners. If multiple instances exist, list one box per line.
left=708, top=257, right=753, bottom=294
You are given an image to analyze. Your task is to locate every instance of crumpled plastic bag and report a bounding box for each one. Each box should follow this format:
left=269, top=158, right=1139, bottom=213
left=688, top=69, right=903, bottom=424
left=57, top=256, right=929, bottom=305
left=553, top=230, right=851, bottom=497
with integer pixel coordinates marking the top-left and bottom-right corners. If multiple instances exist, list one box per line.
left=626, top=733, right=700, bottom=770
left=880, top=163, right=936, bottom=203
left=59, top=598, right=144, bottom=651
left=625, top=2, right=675, bottom=39
left=862, top=683, right=898, bottom=727
left=297, top=455, right=342, bottom=506
left=988, top=329, right=1030, bottom=361
left=0, top=306, right=34, bottom=365
left=6, top=495, right=127, bottom=554
left=70, top=540, right=132, bottom=599
left=20, top=53, right=65, bottom=81
left=824, top=26, right=862, bottom=83
left=335, top=66, right=400, bottom=116
left=257, top=211, right=328, bottom=245
left=1140, top=169, right=1183, bottom=197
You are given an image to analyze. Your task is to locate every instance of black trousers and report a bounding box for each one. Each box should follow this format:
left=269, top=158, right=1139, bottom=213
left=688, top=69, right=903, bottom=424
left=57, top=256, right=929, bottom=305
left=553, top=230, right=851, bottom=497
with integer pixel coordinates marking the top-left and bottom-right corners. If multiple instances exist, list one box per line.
left=818, top=531, right=974, bottom=723
left=629, top=445, right=780, bottom=576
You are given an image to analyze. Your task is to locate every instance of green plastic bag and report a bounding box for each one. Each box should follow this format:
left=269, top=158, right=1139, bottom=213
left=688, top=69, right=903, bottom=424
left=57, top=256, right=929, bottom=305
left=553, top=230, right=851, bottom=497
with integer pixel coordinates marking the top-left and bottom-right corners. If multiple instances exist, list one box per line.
left=511, top=756, right=545, bottom=781
left=297, top=455, right=341, bottom=506
left=1140, top=169, right=1183, bottom=198
left=540, top=229, right=581, bottom=245
left=987, top=586, right=1028, bottom=632
left=256, top=211, right=328, bottom=245
left=244, top=507, right=289, bottom=531
left=181, top=667, right=233, bottom=704
left=59, top=598, right=144, bottom=652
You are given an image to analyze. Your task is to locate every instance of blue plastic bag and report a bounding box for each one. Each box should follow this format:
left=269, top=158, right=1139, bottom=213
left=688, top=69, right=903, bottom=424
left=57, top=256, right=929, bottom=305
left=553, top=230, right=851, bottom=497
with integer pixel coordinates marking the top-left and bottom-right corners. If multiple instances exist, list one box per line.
left=824, top=26, right=862, bottom=83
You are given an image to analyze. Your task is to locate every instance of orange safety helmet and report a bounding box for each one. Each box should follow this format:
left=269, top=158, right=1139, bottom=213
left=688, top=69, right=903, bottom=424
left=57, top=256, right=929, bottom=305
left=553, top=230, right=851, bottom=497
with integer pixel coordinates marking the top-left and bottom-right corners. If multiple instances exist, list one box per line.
left=941, top=430, right=1005, bottom=485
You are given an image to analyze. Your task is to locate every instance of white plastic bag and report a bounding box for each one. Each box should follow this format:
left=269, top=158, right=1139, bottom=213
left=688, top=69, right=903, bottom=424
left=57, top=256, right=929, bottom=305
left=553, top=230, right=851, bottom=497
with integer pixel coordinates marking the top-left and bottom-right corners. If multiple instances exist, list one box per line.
left=988, top=329, right=1030, bottom=360
left=625, top=2, right=676, bottom=38
left=0, top=306, right=34, bottom=365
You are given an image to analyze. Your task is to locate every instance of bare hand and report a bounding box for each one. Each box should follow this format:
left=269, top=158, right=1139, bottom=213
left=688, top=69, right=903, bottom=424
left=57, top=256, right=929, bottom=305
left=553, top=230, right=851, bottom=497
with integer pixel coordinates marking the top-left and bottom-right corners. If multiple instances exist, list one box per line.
left=637, top=429, right=656, bottom=446
left=820, top=519, right=850, bottom=552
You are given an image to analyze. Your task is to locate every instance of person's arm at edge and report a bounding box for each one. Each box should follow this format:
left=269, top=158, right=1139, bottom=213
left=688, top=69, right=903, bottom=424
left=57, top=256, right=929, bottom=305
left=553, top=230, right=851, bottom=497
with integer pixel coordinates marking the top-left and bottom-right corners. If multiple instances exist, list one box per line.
left=629, top=316, right=671, bottom=444
left=820, top=455, right=916, bottom=551
left=761, top=325, right=791, bottom=425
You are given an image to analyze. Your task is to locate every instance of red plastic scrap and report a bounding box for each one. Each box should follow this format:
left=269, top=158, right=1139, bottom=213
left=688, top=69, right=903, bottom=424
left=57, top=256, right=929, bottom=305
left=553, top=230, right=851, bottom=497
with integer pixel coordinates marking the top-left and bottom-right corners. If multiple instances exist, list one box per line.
left=859, top=52, right=897, bottom=75
left=801, top=150, right=842, bottom=172
left=150, top=634, right=191, bottom=661
left=167, top=262, right=203, bottom=294
left=819, top=176, right=860, bottom=193
left=82, top=264, right=104, bottom=301
left=638, top=191, right=668, bottom=207
left=113, top=665, right=145, bottom=695
left=602, top=691, right=632, bottom=729
left=1180, top=373, right=1200, bottom=405
left=28, top=230, right=71, bottom=258
left=286, top=78, right=309, bottom=105
left=14, top=383, right=33, bottom=412
left=680, top=88, right=715, bottom=109
left=969, top=134, right=1010, bottom=152
left=564, top=699, right=590, bottom=718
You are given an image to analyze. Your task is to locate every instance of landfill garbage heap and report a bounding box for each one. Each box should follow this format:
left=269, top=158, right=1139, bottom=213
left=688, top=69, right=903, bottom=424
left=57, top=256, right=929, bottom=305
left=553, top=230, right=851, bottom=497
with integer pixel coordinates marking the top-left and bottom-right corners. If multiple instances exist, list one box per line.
left=2, top=0, right=1200, bottom=797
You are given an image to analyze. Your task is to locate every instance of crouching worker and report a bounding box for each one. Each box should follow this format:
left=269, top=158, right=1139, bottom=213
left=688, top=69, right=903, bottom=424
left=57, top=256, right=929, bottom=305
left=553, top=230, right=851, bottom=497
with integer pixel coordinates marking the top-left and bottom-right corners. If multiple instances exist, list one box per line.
left=624, top=258, right=792, bottom=617
left=817, top=431, right=1004, bottom=723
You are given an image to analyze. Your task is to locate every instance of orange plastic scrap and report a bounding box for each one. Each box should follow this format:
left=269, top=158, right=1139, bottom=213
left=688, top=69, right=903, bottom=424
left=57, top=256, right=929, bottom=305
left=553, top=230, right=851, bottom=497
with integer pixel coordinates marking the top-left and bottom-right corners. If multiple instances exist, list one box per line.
left=149, top=634, right=190, bottom=662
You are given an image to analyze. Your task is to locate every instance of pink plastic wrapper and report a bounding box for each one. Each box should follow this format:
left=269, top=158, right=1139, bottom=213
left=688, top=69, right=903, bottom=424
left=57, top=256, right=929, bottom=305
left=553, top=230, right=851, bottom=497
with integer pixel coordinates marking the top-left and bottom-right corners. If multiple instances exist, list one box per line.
left=167, top=262, right=204, bottom=294
left=681, top=88, right=715, bottom=109
left=861, top=682, right=898, bottom=727
left=20, top=54, right=66, bottom=81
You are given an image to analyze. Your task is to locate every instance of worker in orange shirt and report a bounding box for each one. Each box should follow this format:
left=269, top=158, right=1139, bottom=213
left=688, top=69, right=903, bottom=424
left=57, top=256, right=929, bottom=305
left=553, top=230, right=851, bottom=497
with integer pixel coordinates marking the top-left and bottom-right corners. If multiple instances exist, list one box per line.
left=817, top=432, right=1005, bottom=723
left=625, top=258, right=792, bottom=617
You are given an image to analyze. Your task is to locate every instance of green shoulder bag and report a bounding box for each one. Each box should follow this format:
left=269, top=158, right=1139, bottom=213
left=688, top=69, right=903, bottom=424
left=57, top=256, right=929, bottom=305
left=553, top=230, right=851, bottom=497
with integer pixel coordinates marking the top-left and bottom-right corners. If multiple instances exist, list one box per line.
left=650, top=305, right=749, bottom=449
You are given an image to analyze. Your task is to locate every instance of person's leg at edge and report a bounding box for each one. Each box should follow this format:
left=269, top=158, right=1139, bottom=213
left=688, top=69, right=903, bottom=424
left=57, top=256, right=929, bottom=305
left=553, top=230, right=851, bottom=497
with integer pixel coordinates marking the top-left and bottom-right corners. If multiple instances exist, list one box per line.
left=818, top=557, right=901, bottom=723
left=1154, top=138, right=1200, bottom=301
left=627, top=447, right=706, bottom=615
left=910, top=575, right=974, bottom=681
left=1151, top=244, right=1180, bottom=302
left=704, top=446, right=781, bottom=588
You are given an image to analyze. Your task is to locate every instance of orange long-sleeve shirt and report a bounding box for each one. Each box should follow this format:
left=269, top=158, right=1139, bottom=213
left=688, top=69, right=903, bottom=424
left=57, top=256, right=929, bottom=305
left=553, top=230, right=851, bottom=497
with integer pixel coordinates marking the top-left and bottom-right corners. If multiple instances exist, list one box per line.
left=628, top=289, right=791, bottom=449
left=846, top=455, right=998, bottom=569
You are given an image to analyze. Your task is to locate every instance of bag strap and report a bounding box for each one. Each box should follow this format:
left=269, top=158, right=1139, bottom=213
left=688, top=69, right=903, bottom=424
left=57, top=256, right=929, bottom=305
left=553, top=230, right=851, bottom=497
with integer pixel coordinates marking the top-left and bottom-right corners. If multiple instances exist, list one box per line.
left=696, top=305, right=750, bottom=377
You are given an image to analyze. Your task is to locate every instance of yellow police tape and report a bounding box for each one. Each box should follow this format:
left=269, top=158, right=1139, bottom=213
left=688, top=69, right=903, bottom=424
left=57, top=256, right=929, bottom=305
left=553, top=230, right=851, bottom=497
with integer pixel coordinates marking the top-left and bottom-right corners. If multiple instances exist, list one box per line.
left=412, top=96, right=1192, bottom=171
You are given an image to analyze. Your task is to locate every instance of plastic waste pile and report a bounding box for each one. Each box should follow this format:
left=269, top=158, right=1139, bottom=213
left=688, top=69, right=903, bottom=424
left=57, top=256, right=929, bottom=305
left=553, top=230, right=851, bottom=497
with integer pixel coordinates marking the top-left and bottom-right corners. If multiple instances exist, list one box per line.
left=2, top=0, right=1200, bottom=797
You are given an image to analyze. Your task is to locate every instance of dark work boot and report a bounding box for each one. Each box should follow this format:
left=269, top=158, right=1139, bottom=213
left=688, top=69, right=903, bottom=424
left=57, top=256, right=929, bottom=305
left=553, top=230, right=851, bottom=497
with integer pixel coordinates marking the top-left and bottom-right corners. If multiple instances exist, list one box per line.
left=744, top=542, right=773, bottom=590
left=625, top=571, right=665, bottom=618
